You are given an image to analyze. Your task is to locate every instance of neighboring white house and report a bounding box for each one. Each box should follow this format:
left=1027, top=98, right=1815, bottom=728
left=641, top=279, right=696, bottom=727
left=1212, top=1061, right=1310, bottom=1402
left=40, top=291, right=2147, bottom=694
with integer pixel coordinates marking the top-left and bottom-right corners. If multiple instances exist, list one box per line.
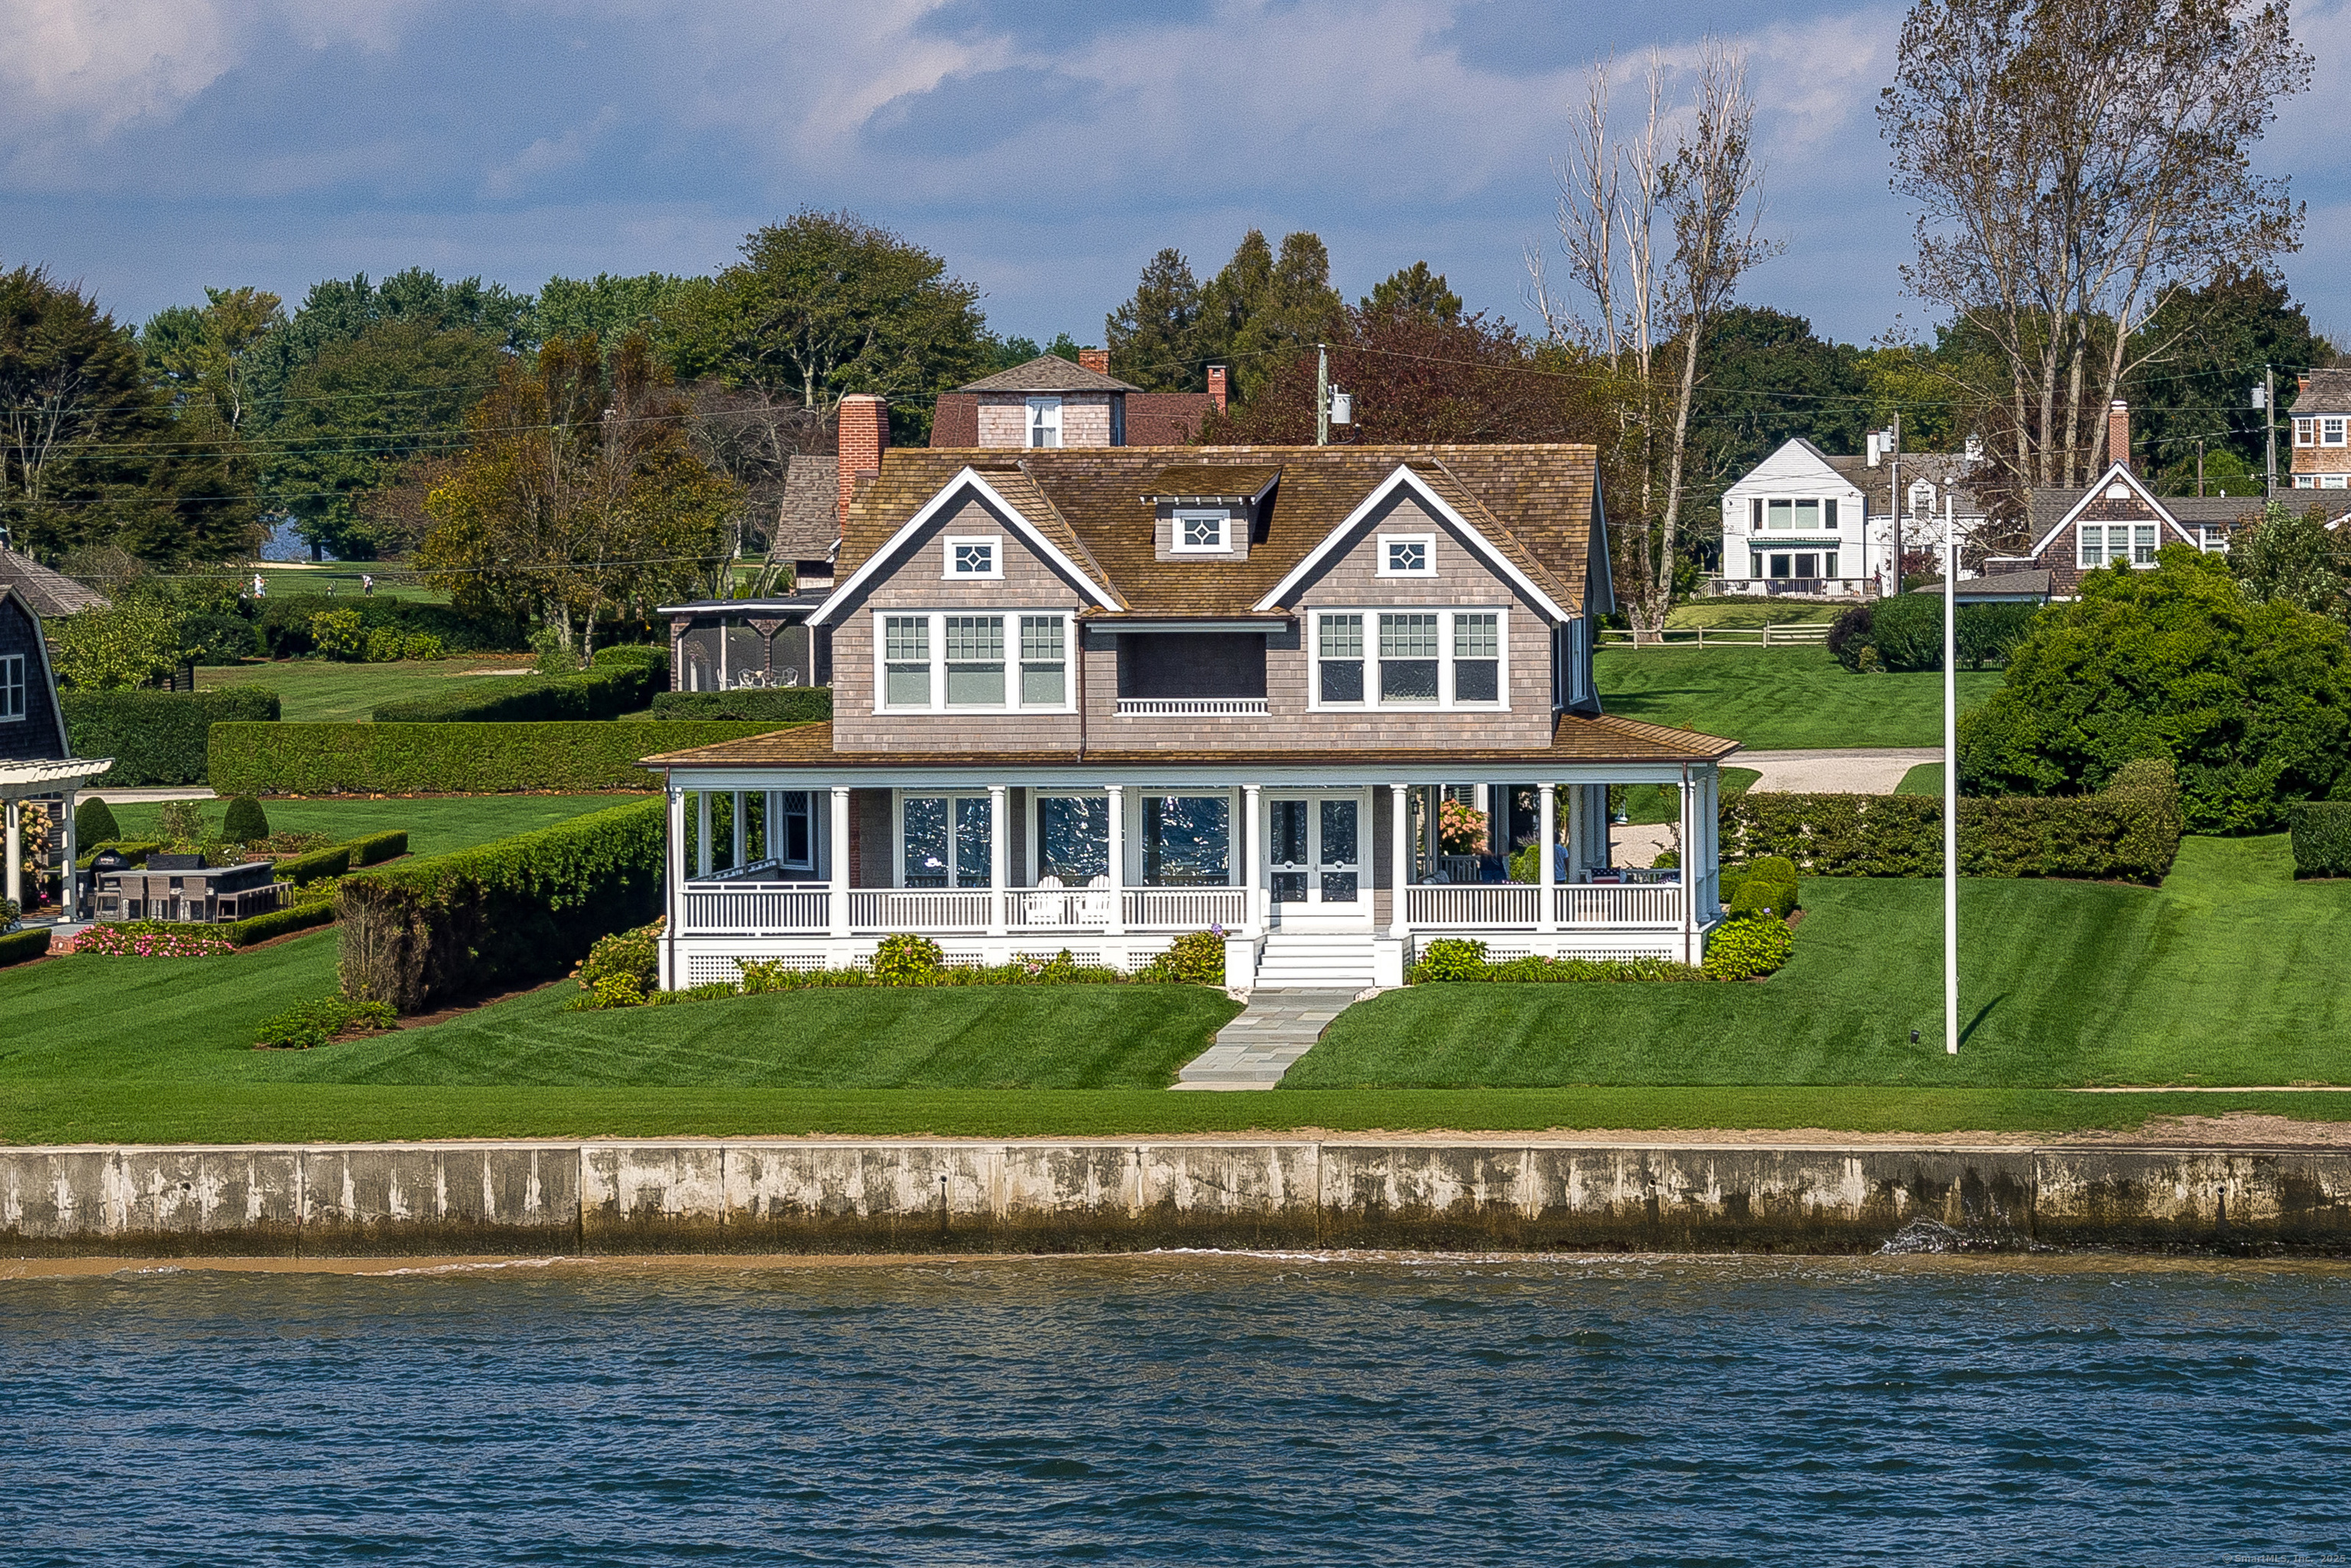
left=1716, top=438, right=1990, bottom=600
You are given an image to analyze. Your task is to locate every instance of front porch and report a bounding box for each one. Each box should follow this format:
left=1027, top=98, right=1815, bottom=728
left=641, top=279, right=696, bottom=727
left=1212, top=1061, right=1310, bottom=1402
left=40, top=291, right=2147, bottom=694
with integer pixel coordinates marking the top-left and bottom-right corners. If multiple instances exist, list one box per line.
left=657, top=767, right=1726, bottom=991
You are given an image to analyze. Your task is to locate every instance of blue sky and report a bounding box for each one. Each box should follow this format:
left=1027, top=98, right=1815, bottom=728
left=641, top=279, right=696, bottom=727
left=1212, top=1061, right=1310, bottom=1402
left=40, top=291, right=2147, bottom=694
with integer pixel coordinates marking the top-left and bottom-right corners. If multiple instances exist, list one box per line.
left=5, top=0, right=2347, bottom=350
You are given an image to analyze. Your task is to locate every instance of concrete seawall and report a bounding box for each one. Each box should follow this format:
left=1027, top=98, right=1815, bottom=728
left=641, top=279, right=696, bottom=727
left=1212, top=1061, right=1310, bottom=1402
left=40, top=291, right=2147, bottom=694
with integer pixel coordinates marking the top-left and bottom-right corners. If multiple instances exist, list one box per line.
left=3, top=1141, right=2347, bottom=1257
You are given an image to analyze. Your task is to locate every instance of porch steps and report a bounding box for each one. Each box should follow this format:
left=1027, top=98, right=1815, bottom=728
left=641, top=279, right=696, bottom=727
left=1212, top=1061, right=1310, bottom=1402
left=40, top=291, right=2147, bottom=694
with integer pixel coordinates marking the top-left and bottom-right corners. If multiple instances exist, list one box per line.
left=1252, top=933, right=1378, bottom=990
left=1173, top=990, right=1360, bottom=1090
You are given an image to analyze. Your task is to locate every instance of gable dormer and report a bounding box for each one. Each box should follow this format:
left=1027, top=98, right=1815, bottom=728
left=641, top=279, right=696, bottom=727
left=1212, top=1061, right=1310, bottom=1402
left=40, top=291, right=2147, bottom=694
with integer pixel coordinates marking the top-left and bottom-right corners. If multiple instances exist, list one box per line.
left=1141, top=465, right=1280, bottom=561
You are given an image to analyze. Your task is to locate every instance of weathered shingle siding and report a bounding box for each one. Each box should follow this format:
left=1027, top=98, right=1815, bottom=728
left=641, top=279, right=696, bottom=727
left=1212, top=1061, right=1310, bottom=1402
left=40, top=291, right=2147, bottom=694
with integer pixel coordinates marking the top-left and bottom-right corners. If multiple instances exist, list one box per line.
left=975, top=393, right=1116, bottom=449
left=0, top=595, right=67, bottom=762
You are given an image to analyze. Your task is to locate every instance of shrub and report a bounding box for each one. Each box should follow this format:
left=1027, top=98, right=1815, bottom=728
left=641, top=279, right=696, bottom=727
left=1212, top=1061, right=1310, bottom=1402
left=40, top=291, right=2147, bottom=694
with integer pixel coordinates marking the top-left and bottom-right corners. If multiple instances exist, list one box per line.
left=1959, top=546, right=2351, bottom=833
left=872, top=932, right=945, bottom=982
left=572, top=918, right=660, bottom=1002
left=78, top=839, right=164, bottom=869
left=1407, top=935, right=1709, bottom=984
left=0, top=927, right=50, bottom=967
left=1136, top=930, right=1228, bottom=985
left=1, top=895, right=20, bottom=931
left=73, top=796, right=120, bottom=845
left=648, top=687, right=834, bottom=722
left=1833, top=598, right=2040, bottom=673
left=1720, top=777, right=2183, bottom=884
left=1727, top=877, right=1798, bottom=918
left=181, top=610, right=258, bottom=666
left=1747, top=854, right=1798, bottom=883
left=63, top=923, right=236, bottom=957
left=337, top=798, right=664, bottom=1012
left=250, top=594, right=527, bottom=658
left=310, top=608, right=370, bottom=660
left=274, top=842, right=353, bottom=886
left=1828, top=602, right=1874, bottom=670
left=158, top=799, right=206, bottom=843
left=1704, top=915, right=1794, bottom=980
left=402, top=633, right=445, bottom=660
left=207, top=719, right=779, bottom=794
left=253, top=993, right=396, bottom=1049
left=227, top=901, right=339, bottom=947
left=363, top=627, right=407, bottom=663
left=731, top=950, right=1130, bottom=996
left=2290, top=801, right=2351, bottom=879
left=60, top=687, right=281, bottom=787
left=347, top=830, right=409, bottom=867
left=592, top=644, right=668, bottom=676
left=1412, top=937, right=1492, bottom=982
left=222, top=795, right=270, bottom=843
left=368, top=659, right=660, bottom=722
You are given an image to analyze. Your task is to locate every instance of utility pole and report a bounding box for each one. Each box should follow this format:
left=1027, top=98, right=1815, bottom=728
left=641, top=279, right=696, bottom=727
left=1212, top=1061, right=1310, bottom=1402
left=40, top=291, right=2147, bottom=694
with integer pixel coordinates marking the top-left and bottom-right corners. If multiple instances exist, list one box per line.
left=1316, top=344, right=1330, bottom=447
left=2264, top=364, right=2278, bottom=499
left=1885, top=412, right=1902, bottom=595
left=1942, top=491, right=1958, bottom=1055
left=2197, top=438, right=2206, bottom=497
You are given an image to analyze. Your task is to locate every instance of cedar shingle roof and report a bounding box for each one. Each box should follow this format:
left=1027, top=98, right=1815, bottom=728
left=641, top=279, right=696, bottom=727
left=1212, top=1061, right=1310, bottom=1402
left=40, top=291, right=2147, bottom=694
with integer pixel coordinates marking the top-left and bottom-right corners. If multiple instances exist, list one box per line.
left=0, top=546, right=106, bottom=619
left=956, top=354, right=1138, bottom=394
left=771, top=455, right=839, bottom=559
left=641, top=712, right=1736, bottom=771
left=840, top=444, right=1603, bottom=617
left=1143, top=464, right=1280, bottom=500
left=2295, top=368, right=2351, bottom=416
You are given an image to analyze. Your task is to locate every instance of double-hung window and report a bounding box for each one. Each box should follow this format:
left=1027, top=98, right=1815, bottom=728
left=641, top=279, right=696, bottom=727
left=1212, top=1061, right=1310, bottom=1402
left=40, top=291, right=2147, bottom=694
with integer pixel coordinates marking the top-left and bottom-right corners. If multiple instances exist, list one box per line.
left=1027, top=396, right=1061, bottom=448
left=2297, top=417, right=2317, bottom=446
left=2078, top=523, right=2159, bottom=568
left=2328, top=417, right=2349, bottom=448
left=774, top=791, right=814, bottom=870
left=879, top=611, right=1073, bottom=712
left=0, top=654, right=22, bottom=722
left=1312, top=609, right=1506, bottom=709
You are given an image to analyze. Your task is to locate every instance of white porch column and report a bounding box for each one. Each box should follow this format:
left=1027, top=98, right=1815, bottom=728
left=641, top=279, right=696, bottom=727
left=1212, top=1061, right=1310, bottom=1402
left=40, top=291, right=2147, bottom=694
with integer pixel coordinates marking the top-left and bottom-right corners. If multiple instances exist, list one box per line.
left=986, top=784, right=1008, bottom=935
left=1565, top=784, right=1585, bottom=882
left=765, top=789, right=778, bottom=865
left=731, top=790, right=745, bottom=870
left=1241, top=784, right=1262, bottom=935
left=60, top=789, right=78, bottom=920
left=694, top=792, right=712, bottom=879
left=4, top=797, right=20, bottom=915
left=1678, top=765, right=1697, bottom=963
left=1537, top=781, right=1557, bottom=934
left=1104, top=784, right=1126, bottom=937
left=1389, top=783, right=1410, bottom=938
left=661, top=785, right=686, bottom=989
left=827, top=786, right=852, bottom=940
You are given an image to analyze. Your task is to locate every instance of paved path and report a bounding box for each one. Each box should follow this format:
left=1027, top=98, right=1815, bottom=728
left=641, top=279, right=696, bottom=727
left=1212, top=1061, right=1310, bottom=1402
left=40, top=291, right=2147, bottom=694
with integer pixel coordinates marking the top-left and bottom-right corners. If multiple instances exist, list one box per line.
left=1737, top=747, right=1942, bottom=794
left=1172, top=989, right=1361, bottom=1091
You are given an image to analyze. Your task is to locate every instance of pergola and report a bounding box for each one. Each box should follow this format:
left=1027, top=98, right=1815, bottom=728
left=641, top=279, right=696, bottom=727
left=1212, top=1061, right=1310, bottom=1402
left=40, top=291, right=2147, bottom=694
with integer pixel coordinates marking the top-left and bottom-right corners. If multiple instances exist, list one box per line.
left=2, top=756, right=114, bottom=919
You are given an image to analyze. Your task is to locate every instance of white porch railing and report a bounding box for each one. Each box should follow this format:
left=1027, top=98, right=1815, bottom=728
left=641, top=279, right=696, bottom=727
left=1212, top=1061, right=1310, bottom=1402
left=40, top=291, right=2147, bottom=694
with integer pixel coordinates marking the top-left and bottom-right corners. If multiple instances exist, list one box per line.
left=1113, top=697, right=1270, bottom=716
left=680, top=882, right=830, bottom=936
left=1006, top=887, right=1117, bottom=929
left=1553, top=882, right=1685, bottom=927
left=1405, top=884, right=1541, bottom=929
left=1123, top=886, right=1247, bottom=931
left=849, top=889, right=993, bottom=933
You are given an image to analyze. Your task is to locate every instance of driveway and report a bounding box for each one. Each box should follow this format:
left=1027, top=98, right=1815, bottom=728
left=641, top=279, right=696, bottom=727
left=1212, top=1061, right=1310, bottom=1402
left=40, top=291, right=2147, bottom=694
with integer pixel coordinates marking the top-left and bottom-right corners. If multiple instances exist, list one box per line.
left=1736, top=747, right=1941, bottom=794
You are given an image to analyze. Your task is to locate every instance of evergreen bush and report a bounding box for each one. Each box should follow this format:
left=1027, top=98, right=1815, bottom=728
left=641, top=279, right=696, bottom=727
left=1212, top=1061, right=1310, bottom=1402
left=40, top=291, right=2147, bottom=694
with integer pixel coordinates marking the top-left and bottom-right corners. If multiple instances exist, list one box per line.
left=369, top=659, right=660, bottom=722
left=227, top=901, right=339, bottom=946
left=249, top=594, right=526, bottom=657
left=336, top=799, right=664, bottom=1012
left=221, top=796, right=270, bottom=843
left=2289, top=802, right=2351, bottom=879
left=1703, top=915, right=1794, bottom=980
left=207, top=719, right=778, bottom=794
left=648, top=687, right=834, bottom=722
left=73, top=797, right=120, bottom=845
left=0, top=927, right=53, bottom=967
left=60, top=687, right=280, bottom=787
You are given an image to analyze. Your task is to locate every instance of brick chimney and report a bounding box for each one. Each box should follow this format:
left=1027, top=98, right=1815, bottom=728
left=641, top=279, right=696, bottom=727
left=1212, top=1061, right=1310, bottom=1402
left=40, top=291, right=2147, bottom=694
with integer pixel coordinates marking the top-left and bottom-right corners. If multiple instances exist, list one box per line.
left=1078, top=347, right=1110, bottom=376
left=1208, top=364, right=1228, bottom=414
left=836, top=394, right=888, bottom=525
left=2107, top=400, right=2131, bottom=471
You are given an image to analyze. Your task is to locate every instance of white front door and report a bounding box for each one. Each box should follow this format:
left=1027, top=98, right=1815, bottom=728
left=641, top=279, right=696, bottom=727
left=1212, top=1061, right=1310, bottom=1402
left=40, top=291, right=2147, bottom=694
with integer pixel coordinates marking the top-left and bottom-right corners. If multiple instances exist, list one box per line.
left=1266, top=791, right=1371, bottom=930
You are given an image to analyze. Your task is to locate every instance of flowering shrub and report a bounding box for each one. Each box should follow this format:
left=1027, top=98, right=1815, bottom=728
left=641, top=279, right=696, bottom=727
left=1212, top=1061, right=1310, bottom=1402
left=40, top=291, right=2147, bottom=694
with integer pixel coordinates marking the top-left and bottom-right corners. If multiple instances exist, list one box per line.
left=1702, top=914, right=1795, bottom=981
left=63, top=922, right=236, bottom=958
left=871, top=932, right=946, bottom=982
left=1437, top=797, right=1489, bottom=855
left=568, top=919, right=661, bottom=1010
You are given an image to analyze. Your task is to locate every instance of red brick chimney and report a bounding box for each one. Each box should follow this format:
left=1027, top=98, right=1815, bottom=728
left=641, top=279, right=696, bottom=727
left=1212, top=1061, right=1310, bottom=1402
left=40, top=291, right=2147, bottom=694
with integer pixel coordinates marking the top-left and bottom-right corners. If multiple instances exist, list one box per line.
left=1078, top=347, right=1110, bottom=376
left=836, top=394, right=888, bottom=524
left=1208, top=365, right=1228, bottom=414
left=2107, top=400, right=2131, bottom=471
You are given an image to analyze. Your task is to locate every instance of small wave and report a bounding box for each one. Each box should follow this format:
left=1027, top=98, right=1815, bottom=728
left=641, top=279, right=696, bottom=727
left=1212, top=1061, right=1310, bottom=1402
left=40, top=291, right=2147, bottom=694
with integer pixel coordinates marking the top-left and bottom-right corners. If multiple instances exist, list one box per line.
left=1878, top=1218, right=2049, bottom=1256
left=360, top=1256, right=573, bottom=1277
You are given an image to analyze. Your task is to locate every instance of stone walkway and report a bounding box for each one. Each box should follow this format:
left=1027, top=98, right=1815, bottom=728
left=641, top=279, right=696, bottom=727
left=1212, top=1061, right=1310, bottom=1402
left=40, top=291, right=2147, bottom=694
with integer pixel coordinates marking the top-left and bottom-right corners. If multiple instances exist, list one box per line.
left=1172, top=989, right=1361, bottom=1091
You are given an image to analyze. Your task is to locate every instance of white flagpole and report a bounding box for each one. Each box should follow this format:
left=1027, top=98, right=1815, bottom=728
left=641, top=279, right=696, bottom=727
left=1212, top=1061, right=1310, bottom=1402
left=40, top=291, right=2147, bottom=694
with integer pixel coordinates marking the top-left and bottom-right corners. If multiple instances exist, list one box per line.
left=1943, top=494, right=1959, bottom=1055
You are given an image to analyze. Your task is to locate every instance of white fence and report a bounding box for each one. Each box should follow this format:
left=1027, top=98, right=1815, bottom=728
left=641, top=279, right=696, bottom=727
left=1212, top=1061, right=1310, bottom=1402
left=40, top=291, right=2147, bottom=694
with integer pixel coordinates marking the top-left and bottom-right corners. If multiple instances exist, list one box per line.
left=1123, top=886, right=1247, bottom=931
left=1553, top=883, right=1685, bottom=927
left=1405, top=884, right=1541, bottom=929
left=1598, top=622, right=1831, bottom=648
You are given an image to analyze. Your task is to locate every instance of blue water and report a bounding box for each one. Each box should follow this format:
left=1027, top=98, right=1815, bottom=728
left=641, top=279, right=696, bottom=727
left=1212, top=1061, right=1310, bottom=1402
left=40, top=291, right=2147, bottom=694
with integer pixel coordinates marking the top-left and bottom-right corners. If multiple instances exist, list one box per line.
left=4, top=1254, right=2348, bottom=1565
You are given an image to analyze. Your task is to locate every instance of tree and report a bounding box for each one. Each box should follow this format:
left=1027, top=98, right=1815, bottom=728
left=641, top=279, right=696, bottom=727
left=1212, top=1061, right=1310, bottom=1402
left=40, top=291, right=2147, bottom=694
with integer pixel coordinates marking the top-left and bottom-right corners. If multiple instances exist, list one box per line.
left=2232, top=500, right=2351, bottom=618
left=1105, top=248, right=1205, bottom=390
left=142, top=286, right=285, bottom=435
left=1190, top=230, right=1345, bottom=403
left=265, top=319, right=503, bottom=559
left=1530, top=42, right=1775, bottom=636
left=1203, top=306, right=1613, bottom=447
left=419, top=333, right=739, bottom=658
left=1361, top=262, right=1462, bottom=324
left=1684, top=307, right=1869, bottom=537
left=671, top=210, right=992, bottom=444
left=1958, top=545, right=2351, bottom=831
left=45, top=597, right=186, bottom=689
left=527, top=272, right=696, bottom=366
left=2131, top=270, right=2330, bottom=478
left=1880, top=0, right=2312, bottom=494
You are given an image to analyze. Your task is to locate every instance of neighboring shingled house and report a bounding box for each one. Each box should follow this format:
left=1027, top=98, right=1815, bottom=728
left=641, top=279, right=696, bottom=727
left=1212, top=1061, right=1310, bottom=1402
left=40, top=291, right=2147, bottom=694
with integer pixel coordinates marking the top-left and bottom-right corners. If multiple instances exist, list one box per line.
left=931, top=351, right=1226, bottom=450
left=2291, top=368, right=2351, bottom=492
left=771, top=454, right=840, bottom=591
left=0, top=543, right=109, bottom=620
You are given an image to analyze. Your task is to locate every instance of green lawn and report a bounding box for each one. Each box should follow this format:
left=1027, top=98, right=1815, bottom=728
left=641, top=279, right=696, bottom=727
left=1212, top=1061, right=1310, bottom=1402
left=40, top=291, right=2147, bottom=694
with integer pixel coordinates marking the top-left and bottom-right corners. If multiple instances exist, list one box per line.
left=1596, top=646, right=2000, bottom=748
left=99, top=794, right=644, bottom=857
left=197, top=657, right=536, bottom=722
left=1897, top=763, right=1942, bottom=795
left=1623, top=768, right=1759, bottom=826
left=245, top=566, right=448, bottom=603
left=1289, top=836, right=2351, bottom=1090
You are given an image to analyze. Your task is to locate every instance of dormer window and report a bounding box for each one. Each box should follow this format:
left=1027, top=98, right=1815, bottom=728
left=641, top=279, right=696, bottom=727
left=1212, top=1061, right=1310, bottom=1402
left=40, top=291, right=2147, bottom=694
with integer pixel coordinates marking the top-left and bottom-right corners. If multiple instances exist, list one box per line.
left=944, top=536, right=1002, bottom=579
left=1027, top=396, right=1061, bottom=448
left=1378, top=533, right=1434, bottom=576
left=1173, top=510, right=1230, bottom=552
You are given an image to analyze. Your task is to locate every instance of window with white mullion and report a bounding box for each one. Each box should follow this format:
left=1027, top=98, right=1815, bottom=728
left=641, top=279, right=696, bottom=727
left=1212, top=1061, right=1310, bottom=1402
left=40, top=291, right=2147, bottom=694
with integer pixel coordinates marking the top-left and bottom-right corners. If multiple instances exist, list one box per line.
left=1310, top=608, right=1506, bottom=710
left=0, top=654, right=24, bottom=722
left=877, top=611, right=1073, bottom=712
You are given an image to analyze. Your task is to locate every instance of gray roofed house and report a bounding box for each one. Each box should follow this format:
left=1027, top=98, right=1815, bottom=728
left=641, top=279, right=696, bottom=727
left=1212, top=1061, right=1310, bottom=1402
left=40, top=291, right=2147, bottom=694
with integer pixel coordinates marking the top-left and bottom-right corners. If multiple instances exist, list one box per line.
left=954, top=356, right=1139, bottom=395
left=771, top=454, right=840, bottom=588
left=0, top=545, right=108, bottom=620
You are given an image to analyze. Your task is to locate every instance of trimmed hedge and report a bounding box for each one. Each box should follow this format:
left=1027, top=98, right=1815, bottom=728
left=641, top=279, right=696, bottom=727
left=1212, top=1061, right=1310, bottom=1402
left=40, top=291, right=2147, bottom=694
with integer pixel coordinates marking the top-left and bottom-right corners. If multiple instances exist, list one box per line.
left=1720, top=764, right=2185, bottom=884
left=227, top=901, right=339, bottom=947
left=648, top=687, right=833, bottom=722
left=338, top=798, right=664, bottom=1012
left=250, top=595, right=527, bottom=657
left=349, top=830, right=408, bottom=867
left=2290, top=802, right=2351, bottom=879
left=370, top=657, right=661, bottom=723
left=208, top=720, right=785, bottom=795
left=0, top=927, right=52, bottom=967
left=275, top=842, right=354, bottom=886
left=1831, top=598, right=2041, bottom=673
left=61, top=687, right=281, bottom=787
left=78, top=839, right=165, bottom=869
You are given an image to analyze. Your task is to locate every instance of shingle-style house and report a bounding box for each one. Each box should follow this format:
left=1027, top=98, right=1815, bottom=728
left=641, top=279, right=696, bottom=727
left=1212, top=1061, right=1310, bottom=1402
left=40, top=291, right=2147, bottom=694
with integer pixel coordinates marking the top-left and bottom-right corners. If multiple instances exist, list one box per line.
left=0, top=541, right=109, bottom=620
left=0, top=583, right=112, bottom=918
left=642, top=442, right=1737, bottom=992
left=2291, top=369, right=2351, bottom=492
left=1716, top=438, right=1989, bottom=600
left=931, top=351, right=1228, bottom=450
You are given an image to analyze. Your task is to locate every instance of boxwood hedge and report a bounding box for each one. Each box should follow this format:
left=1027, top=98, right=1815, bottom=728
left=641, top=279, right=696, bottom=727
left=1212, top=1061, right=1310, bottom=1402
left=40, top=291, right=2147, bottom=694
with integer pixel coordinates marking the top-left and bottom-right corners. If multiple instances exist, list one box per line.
left=208, top=720, right=784, bottom=795
left=0, top=927, right=52, bottom=967
left=338, top=797, right=664, bottom=1012
left=61, top=687, right=281, bottom=787
left=2289, top=801, right=2351, bottom=879
left=370, top=658, right=661, bottom=722
left=647, top=686, right=833, bottom=722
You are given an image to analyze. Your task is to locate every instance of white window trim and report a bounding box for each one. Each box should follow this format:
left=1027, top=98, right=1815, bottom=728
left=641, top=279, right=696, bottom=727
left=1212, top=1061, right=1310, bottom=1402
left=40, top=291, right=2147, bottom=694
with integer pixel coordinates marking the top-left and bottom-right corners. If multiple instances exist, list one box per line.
left=2327, top=417, right=2349, bottom=448
left=1171, top=509, right=1231, bottom=553
left=892, top=791, right=996, bottom=889
left=942, top=535, right=1003, bottom=580
left=2076, top=522, right=2160, bottom=570
left=2295, top=474, right=2317, bottom=488
left=2326, top=475, right=2351, bottom=491
left=1306, top=606, right=1510, bottom=712
left=1026, top=396, right=1062, bottom=449
left=2296, top=417, right=2317, bottom=446
left=0, top=653, right=23, bottom=723
left=1375, top=533, right=1436, bottom=577
left=872, top=608, right=1076, bottom=715
left=771, top=790, right=817, bottom=872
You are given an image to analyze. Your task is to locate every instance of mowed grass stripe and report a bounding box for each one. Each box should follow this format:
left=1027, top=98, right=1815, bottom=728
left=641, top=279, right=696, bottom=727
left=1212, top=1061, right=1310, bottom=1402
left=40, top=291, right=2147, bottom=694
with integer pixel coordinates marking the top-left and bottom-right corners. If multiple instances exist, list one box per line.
left=1595, top=644, right=2000, bottom=749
